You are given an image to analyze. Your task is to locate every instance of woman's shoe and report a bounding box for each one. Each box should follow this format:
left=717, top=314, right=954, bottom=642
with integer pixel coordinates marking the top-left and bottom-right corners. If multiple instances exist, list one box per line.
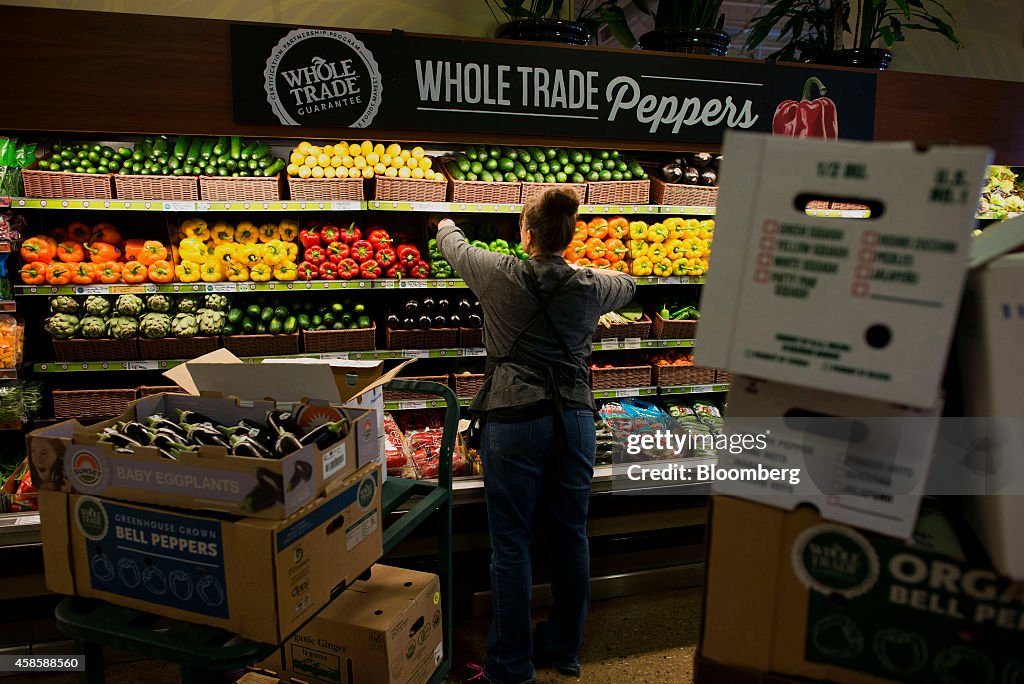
left=533, top=621, right=582, bottom=678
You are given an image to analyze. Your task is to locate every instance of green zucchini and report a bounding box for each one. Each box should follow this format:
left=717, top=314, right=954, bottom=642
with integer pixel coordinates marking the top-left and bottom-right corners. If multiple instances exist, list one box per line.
left=211, top=136, right=227, bottom=157
left=200, top=138, right=216, bottom=159
left=230, top=136, right=242, bottom=160
left=239, top=141, right=259, bottom=160
left=186, top=137, right=203, bottom=163
left=173, top=136, right=190, bottom=158
left=153, top=136, right=169, bottom=155
left=263, top=159, right=285, bottom=177
left=251, top=143, right=272, bottom=160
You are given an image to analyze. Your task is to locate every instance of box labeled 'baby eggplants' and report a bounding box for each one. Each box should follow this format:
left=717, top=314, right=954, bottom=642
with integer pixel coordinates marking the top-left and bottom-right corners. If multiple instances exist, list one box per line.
left=27, top=350, right=412, bottom=519
left=696, top=133, right=992, bottom=409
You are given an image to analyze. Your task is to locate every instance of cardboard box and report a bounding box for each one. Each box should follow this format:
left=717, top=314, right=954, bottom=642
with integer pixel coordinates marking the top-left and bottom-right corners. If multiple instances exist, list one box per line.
left=716, top=375, right=942, bottom=539
left=40, top=462, right=383, bottom=645
left=701, top=496, right=1024, bottom=684
left=265, top=564, right=443, bottom=684
left=28, top=392, right=375, bottom=520
left=697, top=133, right=991, bottom=408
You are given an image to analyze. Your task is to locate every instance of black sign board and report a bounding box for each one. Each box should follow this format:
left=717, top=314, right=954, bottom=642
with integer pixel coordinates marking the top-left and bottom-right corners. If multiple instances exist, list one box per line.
left=232, top=25, right=876, bottom=145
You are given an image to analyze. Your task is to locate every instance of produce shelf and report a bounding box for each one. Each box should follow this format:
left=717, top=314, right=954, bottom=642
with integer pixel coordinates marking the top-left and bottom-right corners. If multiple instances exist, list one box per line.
left=0, top=301, right=15, bottom=312
left=15, top=280, right=374, bottom=296
left=372, top=278, right=468, bottom=289
left=592, top=338, right=694, bottom=350
left=592, top=386, right=658, bottom=399
left=384, top=397, right=472, bottom=411
left=660, top=383, right=730, bottom=395
left=0, top=511, right=41, bottom=547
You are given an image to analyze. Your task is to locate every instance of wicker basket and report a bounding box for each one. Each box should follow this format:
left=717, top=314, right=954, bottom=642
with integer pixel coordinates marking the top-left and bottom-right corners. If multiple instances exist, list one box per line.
left=804, top=200, right=831, bottom=211
left=22, top=168, right=114, bottom=199
left=454, top=373, right=485, bottom=398
left=586, top=179, right=650, bottom=205
left=302, top=324, right=376, bottom=353
left=138, top=385, right=188, bottom=398
left=52, top=338, right=139, bottom=362
left=287, top=176, right=365, bottom=201
left=53, top=389, right=137, bottom=421
left=222, top=333, right=299, bottom=358
left=715, top=369, right=732, bottom=384
left=386, top=327, right=459, bottom=350
left=592, top=314, right=651, bottom=341
left=375, top=165, right=447, bottom=202
left=137, top=337, right=220, bottom=360
left=830, top=202, right=871, bottom=211
left=383, top=375, right=451, bottom=402
left=520, top=183, right=586, bottom=204
left=653, top=365, right=715, bottom=386
left=443, top=165, right=521, bottom=204
left=590, top=365, right=652, bottom=390
left=200, top=174, right=283, bottom=202
left=649, top=176, right=718, bottom=207
left=114, top=175, right=199, bottom=201
left=459, top=327, right=483, bottom=348
left=651, top=312, right=698, bottom=340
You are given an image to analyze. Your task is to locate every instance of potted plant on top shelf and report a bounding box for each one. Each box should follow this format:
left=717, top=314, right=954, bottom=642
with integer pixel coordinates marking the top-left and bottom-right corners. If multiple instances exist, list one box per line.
left=580, top=0, right=730, bottom=54
left=487, top=0, right=594, bottom=45
left=745, top=0, right=962, bottom=70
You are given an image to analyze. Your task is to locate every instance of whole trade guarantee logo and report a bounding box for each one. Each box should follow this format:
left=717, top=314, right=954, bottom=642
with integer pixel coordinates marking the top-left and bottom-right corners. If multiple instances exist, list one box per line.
left=792, top=524, right=880, bottom=599
left=264, top=29, right=383, bottom=127
left=75, top=496, right=109, bottom=542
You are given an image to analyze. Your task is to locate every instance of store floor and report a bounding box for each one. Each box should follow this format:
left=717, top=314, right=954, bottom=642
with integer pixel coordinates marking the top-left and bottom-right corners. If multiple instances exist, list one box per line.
left=0, top=588, right=701, bottom=683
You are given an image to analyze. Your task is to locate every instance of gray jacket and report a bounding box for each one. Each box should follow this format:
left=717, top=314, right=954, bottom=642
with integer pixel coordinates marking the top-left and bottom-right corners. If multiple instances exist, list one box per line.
left=437, top=222, right=636, bottom=412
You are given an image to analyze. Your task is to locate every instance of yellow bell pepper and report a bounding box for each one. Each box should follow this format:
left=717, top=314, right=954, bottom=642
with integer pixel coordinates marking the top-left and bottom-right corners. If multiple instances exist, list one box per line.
left=213, top=243, right=237, bottom=266
left=672, top=258, right=688, bottom=276
left=175, top=260, right=202, bottom=283
left=665, top=238, right=686, bottom=261
left=283, top=241, right=299, bottom=262
left=181, top=218, right=209, bottom=240
left=682, top=237, right=703, bottom=260
left=258, top=223, right=281, bottom=243
left=260, top=239, right=286, bottom=265
left=652, top=258, right=673, bottom=277
left=691, top=261, right=707, bottom=276
left=631, top=256, right=653, bottom=276
left=249, top=263, right=273, bottom=282
left=235, top=221, right=258, bottom=244
left=664, top=217, right=686, bottom=240
left=178, top=238, right=207, bottom=264
left=629, top=240, right=649, bottom=259
left=629, top=221, right=648, bottom=240
left=236, top=244, right=261, bottom=267
left=278, top=219, right=299, bottom=243
left=226, top=263, right=249, bottom=282
left=648, top=242, right=668, bottom=262
left=647, top=223, right=669, bottom=243
left=211, top=221, right=236, bottom=245
left=700, top=238, right=712, bottom=258
left=273, top=261, right=298, bottom=281
left=200, top=261, right=224, bottom=283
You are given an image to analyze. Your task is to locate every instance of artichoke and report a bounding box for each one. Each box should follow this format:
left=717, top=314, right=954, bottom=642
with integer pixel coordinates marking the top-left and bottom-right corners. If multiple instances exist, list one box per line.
left=204, top=293, right=230, bottom=312
left=44, top=313, right=80, bottom=340
left=107, top=316, right=139, bottom=340
left=146, top=294, right=174, bottom=314
left=80, top=316, right=108, bottom=339
left=83, top=295, right=113, bottom=317
left=197, top=308, right=226, bottom=336
left=172, top=313, right=199, bottom=338
left=49, top=296, right=80, bottom=314
left=115, top=294, right=145, bottom=317
left=177, top=295, right=202, bottom=314
left=139, top=312, right=172, bottom=339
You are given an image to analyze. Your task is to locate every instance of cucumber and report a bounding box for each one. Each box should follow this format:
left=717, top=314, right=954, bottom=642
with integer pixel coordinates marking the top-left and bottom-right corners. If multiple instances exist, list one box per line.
left=224, top=159, right=238, bottom=172
left=172, top=168, right=185, bottom=177
left=230, top=136, right=242, bottom=160
left=258, top=156, right=271, bottom=169
left=488, top=146, right=501, bottom=158
left=247, top=159, right=259, bottom=171
left=173, top=136, right=190, bottom=158
left=182, top=164, right=194, bottom=175
left=140, top=139, right=153, bottom=157
left=465, top=145, right=479, bottom=161
left=571, top=172, right=585, bottom=184
left=513, top=162, right=527, bottom=179
left=446, top=162, right=466, bottom=181
left=239, top=141, right=259, bottom=160
left=515, top=148, right=532, bottom=164
left=501, top=147, right=516, bottom=160
left=200, top=138, right=216, bottom=159
left=466, top=172, right=478, bottom=182
left=497, top=158, right=514, bottom=172
left=505, top=171, right=518, bottom=182
left=456, top=156, right=471, bottom=174
left=203, top=165, right=216, bottom=176
left=153, top=136, right=169, bottom=155
left=167, top=156, right=180, bottom=170
left=218, top=167, right=230, bottom=177
left=485, top=158, right=498, bottom=172
left=282, top=316, right=297, bottom=335
left=530, top=147, right=546, bottom=163
left=470, top=161, right=483, bottom=175
left=251, top=143, right=271, bottom=160
left=263, top=159, right=285, bottom=177
left=215, top=153, right=233, bottom=166
left=186, top=137, right=203, bottom=163
left=212, top=136, right=227, bottom=157
left=557, top=149, right=570, bottom=165
left=480, top=170, right=494, bottom=182
left=297, top=314, right=310, bottom=330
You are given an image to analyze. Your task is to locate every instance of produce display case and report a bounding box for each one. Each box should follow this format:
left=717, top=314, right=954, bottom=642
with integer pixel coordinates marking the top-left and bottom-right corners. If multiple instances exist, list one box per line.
left=22, top=166, right=114, bottom=199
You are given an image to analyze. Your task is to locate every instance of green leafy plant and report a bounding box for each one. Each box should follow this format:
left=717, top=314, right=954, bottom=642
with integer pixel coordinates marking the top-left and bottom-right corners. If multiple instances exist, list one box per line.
left=485, top=0, right=568, bottom=22
left=579, top=0, right=726, bottom=47
left=746, top=0, right=962, bottom=62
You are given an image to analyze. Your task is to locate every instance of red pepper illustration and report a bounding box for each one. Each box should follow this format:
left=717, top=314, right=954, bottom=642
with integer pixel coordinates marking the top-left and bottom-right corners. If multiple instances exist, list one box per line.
left=772, top=77, right=838, bottom=140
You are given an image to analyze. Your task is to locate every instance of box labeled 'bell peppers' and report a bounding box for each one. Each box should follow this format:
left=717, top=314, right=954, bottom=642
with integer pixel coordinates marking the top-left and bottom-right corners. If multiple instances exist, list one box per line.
left=696, top=133, right=991, bottom=408
left=40, top=461, right=382, bottom=645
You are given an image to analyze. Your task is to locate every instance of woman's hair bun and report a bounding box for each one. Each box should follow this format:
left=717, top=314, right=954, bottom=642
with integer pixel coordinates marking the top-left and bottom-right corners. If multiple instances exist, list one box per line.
left=540, top=187, right=579, bottom=217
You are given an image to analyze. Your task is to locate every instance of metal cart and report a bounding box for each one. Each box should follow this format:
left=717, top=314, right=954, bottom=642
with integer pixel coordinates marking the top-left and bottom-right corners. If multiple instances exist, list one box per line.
left=53, top=380, right=457, bottom=684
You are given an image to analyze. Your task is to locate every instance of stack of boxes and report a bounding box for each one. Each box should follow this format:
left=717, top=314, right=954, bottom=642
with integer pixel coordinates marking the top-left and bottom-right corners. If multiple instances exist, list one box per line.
left=693, top=133, right=1024, bottom=683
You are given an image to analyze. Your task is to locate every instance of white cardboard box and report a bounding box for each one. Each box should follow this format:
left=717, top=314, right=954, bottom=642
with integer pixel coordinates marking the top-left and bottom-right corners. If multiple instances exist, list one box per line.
left=715, top=375, right=942, bottom=539
left=696, top=132, right=991, bottom=408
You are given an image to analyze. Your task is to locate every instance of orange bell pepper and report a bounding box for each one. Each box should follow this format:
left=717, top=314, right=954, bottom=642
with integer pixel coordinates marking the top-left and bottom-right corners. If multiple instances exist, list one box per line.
left=610, top=261, right=630, bottom=273
left=19, top=261, right=47, bottom=285
left=21, top=237, right=55, bottom=263
left=71, top=262, right=95, bottom=284
left=591, top=257, right=611, bottom=269
left=137, top=240, right=168, bottom=266
left=67, top=221, right=92, bottom=242
left=607, top=216, right=629, bottom=240
left=587, top=217, right=609, bottom=240
left=147, top=260, right=174, bottom=283
left=97, top=262, right=122, bottom=284
left=85, top=241, right=122, bottom=263
left=123, top=239, right=145, bottom=262
left=604, top=238, right=627, bottom=263
left=50, top=227, right=68, bottom=241
left=575, top=258, right=592, bottom=268
left=122, top=261, right=148, bottom=283
left=56, top=240, right=85, bottom=263
left=90, top=223, right=122, bottom=246
left=585, top=237, right=607, bottom=260
left=45, top=262, right=73, bottom=285
left=566, top=240, right=588, bottom=262
left=573, top=220, right=588, bottom=242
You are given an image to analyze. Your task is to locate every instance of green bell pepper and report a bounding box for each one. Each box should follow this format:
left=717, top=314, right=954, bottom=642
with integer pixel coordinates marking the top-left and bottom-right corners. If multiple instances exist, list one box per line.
left=470, top=240, right=489, bottom=251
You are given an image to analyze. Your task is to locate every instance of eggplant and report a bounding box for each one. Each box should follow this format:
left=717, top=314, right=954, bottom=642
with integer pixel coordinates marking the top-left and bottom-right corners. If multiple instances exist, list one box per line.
left=287, top=461, right=314, bottom=491
left=99, top=427, right=144, bottom=450
left=183, top=422, right=231, bottom=448
left=274, top=427, right=303, bottom=458
left=433, top=315, right=447, bottom=328
left=386, top=314, right=401, bottom=329
left=242, top=467, right=285, bottom=511
left=700, top=169, right=718, bottom=186
left=299, top=418, right=350, bottom=449
left=231, top=435, right=274, bottom=459
left=266, top=410, right=302, bottom=436
left=421, top=296, right=435, bottom=313
left=448, top=313, right=461, bottom=328
left=436, top=298, right=450, bottom=314
left=457, top=299, right=472, bottom=315
left=683, top=166, right=700, bottom=185
left=176, top=409, right=225, bottom=429
left=466, top=313, right=483, bottom=329
left=660, top=162, right=683, bottom=184
left=146, top=415, right=188, bottom=441
left=692, top=152, right=713, bottom=168
left=401, top=316, right=417, bottom=330
left=117, top=421, right=152, bottom=444
left=418, top=314, right=433, bottom=329
left=404, top=300, right=419, bottom=316
left=219, top=419, right=278, bottom=454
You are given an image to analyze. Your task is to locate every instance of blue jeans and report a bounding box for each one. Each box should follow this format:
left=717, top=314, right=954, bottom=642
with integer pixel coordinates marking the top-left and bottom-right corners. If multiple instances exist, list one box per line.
left=481, top=409, right=597, bottom=684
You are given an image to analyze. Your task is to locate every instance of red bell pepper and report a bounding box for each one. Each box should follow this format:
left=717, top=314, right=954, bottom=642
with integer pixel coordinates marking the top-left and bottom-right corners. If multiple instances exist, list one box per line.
left=337, top=223, right=361, bottom=245
left=367, top=228, right=392, bottom=252
left=773, top=77, right=838, bottom=140
left=408, top=259, right=430, bottom=279
left=297, top=261, right=319, bottom=281
left=385, top=263, right=404, bottom=279
left=359, top=259, right=381, bottom=279
left=337, top=258, right=360, bottom=280
left=318, top=262, right=338, bottom=280
left=298, top=228, right=321, bottom=249
left=304, top=245, right=327, bottom=266
left=326, top=241, right=350, bottom=263
left=350, top=240, right=374, bottom=263
left=320, top=224, right=340, bottom=244
left=397, top=244, right=420, bottom=267
left=375, top=246, right=397, bottom=269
